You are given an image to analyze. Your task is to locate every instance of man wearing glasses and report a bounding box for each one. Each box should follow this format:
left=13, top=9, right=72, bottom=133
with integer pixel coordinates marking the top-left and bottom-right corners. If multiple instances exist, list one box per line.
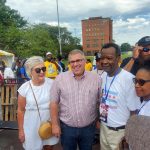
left=50, top=49, right=101, bottom=150
left=121, top=36, right=150, bottom=75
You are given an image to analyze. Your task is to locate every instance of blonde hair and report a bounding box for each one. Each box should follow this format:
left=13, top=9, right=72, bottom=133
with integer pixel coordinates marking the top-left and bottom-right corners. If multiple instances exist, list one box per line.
left=25, top=56, right=44, bottom=77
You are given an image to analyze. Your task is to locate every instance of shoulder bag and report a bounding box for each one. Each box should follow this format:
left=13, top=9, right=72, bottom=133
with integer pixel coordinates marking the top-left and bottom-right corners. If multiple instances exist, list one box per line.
left=29, top=82, right=52, bottom=140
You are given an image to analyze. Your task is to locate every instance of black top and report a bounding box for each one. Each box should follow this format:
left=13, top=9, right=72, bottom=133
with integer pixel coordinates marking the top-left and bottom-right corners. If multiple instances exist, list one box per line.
left=121, top=57, right=150, bottom=75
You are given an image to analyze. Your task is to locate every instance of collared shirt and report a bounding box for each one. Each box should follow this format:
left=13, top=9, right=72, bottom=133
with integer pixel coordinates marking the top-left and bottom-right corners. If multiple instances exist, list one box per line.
left=50, top=71, right=101, bottom=127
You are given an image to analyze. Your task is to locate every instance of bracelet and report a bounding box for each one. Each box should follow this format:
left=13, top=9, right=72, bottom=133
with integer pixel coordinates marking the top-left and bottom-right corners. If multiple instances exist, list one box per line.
left=131, top=57, right=136, bottom=61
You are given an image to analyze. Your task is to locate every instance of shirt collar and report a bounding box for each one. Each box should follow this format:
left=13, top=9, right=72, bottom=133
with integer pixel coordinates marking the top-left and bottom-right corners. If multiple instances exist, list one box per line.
left=71, top=71, right=87, bottom=80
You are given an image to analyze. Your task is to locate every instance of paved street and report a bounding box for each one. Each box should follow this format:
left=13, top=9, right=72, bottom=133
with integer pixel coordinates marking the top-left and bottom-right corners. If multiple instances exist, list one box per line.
left=0, top=129, right=100, bottom=150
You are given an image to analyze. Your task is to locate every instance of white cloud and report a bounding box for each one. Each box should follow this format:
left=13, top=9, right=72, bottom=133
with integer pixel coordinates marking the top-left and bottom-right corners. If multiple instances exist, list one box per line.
left=114, top=17, right=149, bottom=28
left=112, top=0, right=150, bottom=13
left=113, top=15, right=150, bottom=45
left=6, top=0, right=150, bottom=45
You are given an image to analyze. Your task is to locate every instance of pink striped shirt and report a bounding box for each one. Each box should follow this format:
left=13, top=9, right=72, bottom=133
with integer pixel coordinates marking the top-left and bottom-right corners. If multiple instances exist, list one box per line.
left=50, top=71, right=101, bottom=127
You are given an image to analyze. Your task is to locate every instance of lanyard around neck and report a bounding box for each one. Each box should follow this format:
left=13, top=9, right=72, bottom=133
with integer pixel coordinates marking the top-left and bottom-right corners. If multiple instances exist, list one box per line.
left=137, top=100, right=150, bottom=115
left=104, top=68, right=120, bottom=100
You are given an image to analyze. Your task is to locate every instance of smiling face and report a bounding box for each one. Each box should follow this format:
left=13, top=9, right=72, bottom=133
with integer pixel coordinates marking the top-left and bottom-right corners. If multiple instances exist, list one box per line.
left=69, top=53, right=86, bottom=78
left=101, top=47, right=120, bottom=76
left=134, top=69, right=150, bottom=100
left=31, top=63, right=46, bottom=84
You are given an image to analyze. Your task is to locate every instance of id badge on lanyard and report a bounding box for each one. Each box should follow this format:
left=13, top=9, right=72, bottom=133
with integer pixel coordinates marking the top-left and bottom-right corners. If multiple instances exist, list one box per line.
left=100, top=97, right=109, bottom=123
left=99, top=68, right=120, bottom=123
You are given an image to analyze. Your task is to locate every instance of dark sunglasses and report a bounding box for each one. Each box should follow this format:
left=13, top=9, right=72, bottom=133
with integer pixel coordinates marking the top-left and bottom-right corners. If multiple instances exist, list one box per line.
left=143, top=47, right=150, bottom=52
left=34, top=67, right=46, bottom=73
left=133, top=78, right=150, bottom=86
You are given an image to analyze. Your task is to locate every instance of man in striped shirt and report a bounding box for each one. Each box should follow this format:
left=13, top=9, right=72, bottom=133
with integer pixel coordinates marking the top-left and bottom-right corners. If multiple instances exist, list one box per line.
left=50, top=49, right=101, bottom=150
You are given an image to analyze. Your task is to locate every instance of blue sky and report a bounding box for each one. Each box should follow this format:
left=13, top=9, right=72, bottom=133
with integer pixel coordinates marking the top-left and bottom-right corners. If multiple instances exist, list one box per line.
left=6, top=0, right=150, bottom=46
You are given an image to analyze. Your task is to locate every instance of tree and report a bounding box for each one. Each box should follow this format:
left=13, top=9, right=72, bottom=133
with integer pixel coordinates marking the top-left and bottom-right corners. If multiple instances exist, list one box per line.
left=0, top=0, right=27, bottom=28
left=121, top=43, right=132, bottom=52
left=0, top=0, right=27, bottom=50
left=3, top=26, right=22, bottom=52
left=0, top=3, right=81, bottom=58
left=32, top=24, right=81, bottom=56
left=12, top=25, right=58, bottom=58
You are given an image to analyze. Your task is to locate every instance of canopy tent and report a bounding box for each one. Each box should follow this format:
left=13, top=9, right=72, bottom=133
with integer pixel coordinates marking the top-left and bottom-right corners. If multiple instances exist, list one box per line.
left=0, top=50, right=14, bottom=67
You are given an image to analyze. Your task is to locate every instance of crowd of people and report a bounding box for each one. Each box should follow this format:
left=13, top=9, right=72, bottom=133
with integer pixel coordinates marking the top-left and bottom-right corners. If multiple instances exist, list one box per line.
left=0, top=36, right=150, bottom=150
left=0, top=50, right=94, bottom=86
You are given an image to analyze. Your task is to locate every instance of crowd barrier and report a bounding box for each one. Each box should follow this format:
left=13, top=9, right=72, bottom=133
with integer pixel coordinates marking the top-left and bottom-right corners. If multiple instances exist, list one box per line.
left=0, top=78, right=26, bottom=121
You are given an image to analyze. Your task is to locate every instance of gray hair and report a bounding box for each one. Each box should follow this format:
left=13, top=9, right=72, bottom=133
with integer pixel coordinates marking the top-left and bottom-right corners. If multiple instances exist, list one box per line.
left=25, top=56, right=44, bottom=77
left=68, top=49, right=85, bottom=61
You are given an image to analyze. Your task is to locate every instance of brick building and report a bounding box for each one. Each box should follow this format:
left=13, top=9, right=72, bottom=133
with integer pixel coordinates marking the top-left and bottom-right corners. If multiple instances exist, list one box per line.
left=81, top=17, right=112, bottom=55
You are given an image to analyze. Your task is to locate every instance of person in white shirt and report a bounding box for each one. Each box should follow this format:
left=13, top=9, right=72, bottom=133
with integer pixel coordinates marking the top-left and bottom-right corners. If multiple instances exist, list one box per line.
left=99, top=43, right=140, bottom=150
left=0, top=61, right=14, bottom=79
left=124, top=65, right=150, bottom=150
left=4, top=67, right=14, bottom=79
left=17, top=56, right=59, bottom=150
left=133, top=65, right=150, bottom=116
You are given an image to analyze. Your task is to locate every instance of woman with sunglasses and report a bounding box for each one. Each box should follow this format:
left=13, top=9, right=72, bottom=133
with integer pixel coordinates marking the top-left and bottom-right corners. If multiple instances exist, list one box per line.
left=124, top=65, right=150, bottom=149
left=133, top=65, right=150, bottom=116
left=17, top=56, right=59, bottom=150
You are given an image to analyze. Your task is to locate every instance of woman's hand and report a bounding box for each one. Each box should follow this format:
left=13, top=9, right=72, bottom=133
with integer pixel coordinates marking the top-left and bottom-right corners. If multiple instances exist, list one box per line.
left=19, top=129, right=25, bottom=143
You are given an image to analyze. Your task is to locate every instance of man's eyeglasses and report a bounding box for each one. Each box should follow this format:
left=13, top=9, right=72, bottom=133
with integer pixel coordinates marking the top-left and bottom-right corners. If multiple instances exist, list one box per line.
left=143, top=47, right=150, bottom=52
left=34, top=67, right=46, bottom=73
left=69, top=59, right=84, bottom=65
left=133, top=78, right=150, bottom=86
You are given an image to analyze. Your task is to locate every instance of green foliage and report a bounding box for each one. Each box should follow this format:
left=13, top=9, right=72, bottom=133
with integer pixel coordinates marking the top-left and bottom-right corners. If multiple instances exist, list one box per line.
left=19, top=26, right=57, bottom=58
left=0, top=0, right=27, bottom=52
left=3, top=26, right=22, bottom=51
left=0, top=3, right=81, bottom=59
left=120, top=43, right=132, bottom=52
left=33, top=24, right=81, bottom=57
left=86, top=56, right=94, bottom=62
left=121, top=51, right=132, bottom=59
left=0, top=1, right=27, bottom=28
